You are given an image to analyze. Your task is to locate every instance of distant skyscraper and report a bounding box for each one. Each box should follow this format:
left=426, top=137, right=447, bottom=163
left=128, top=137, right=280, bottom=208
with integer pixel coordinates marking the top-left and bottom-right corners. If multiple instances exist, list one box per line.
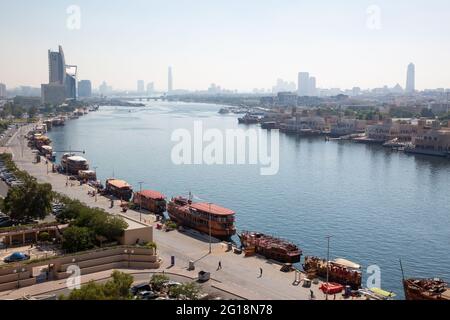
left=78, top=80, right=92, bottom=98
left=308, top=77, right=317, bottom=96
left=168, top=67, right=173, bottom=93
left=146, top=82, right=154, bottom=95
left=137, top=80, right=145, bottom=94
left=406, top=63, right=415, bottom=93
left=298, top=72, right=310, bottom=96
left=43, top=45, right=77, bottom=103
left=0, top=83, right=6, bottom=98
left=99, top=81, right=112, bottom=96
left=352, top=87, right=361, bottom=96
left=48, top=46, right=66, bottom=84
left=65, top=74, right=77, bottom=100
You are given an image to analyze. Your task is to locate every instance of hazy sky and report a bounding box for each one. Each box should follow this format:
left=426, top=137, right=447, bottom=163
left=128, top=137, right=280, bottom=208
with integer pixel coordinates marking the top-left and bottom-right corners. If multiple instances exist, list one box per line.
left=1, top=0, right=450, bottom=91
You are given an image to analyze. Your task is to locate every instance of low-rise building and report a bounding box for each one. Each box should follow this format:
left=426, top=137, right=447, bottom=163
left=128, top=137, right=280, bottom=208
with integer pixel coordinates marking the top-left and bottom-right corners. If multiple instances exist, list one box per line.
left=276, top=92, right=298, bottom=108
left=365, top=119, right=393, bottom=142
left=41, top=83, right=66, bottom=105
left=408, top=120, right=450, bottom=156
left=389, top=122, right=418, bottom=142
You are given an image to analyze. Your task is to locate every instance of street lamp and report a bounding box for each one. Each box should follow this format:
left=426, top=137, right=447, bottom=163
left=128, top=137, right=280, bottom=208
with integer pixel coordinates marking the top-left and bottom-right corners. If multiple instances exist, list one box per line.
left=13, top=268, right=26, bottom=289
left=138, top=181, right=144, bottom=222
left=124, top=249, right=134, bottom=268
left=93, top=166, right=98, bottom=202
left=325, top=235, right=333, bottom=301
left=208, top=203, right=212, bottom=254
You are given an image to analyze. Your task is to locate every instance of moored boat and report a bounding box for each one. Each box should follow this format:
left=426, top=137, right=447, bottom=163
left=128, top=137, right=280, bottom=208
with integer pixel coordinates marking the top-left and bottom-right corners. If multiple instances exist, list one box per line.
left=403, top=278, right=450, bottom=300
left=303, top=256, right=362, bottom=289
left=239, top=231, right=302, bottom=264
left=238, top=113, right=259, bottom=124
left=60, top=153, right=89, bottom=175
left=167, top=195, right=236, bottom=239
left=133, top=190, right=167, bottom=215
left=105, top=179, right=133, bottom=201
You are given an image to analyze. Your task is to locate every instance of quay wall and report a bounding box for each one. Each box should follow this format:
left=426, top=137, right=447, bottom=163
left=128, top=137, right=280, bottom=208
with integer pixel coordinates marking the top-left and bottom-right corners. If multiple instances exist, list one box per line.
left=0, top=246, right=160, bottom=292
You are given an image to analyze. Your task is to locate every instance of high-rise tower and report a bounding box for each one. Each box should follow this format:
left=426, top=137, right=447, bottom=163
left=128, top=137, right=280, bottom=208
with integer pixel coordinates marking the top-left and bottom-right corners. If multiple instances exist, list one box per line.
left=168, top=67, right=173, bottom=93
left=406, top=63, right=415, bottom=93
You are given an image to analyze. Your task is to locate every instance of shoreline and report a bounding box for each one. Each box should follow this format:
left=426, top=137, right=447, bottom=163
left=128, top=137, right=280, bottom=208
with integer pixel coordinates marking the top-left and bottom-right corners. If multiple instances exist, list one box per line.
left=1, top=124, right=362, bottom=300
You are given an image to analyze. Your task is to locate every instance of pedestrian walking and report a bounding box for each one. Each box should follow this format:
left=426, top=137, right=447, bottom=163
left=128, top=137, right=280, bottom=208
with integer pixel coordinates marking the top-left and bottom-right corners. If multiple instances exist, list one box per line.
left=217, top=261, right=222, bottom=270
left=310, top=290, right=315, bottom=300
left=259, top=267, right=263, bottom=278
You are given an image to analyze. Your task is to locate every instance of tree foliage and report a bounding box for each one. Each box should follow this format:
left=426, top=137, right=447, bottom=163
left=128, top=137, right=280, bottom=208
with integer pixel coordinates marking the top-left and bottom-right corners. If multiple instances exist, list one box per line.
left=169, top=282, right=201, bottom=300
left=150, top=274, right=169, bottom=292
left=61, top=271, right=133, bottom=300
left=3, top=177, right=53, bottom=221
left=61, top=226, right=94, bottom=253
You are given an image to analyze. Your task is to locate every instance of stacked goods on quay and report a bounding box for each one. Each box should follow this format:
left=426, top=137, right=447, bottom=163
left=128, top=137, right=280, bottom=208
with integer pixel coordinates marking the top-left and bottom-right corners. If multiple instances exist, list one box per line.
left=239, top=231, right=302, bottom=264
left=133, top=190, right=167, bottom=215
left=167, top=195, right=236, bottom=239
left=303, top=256, right=362, bottom=290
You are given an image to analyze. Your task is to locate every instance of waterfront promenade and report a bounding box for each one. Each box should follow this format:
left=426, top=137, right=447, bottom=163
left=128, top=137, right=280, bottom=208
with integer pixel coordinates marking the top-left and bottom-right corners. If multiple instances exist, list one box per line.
left=1, top=125, right=353, bottom=300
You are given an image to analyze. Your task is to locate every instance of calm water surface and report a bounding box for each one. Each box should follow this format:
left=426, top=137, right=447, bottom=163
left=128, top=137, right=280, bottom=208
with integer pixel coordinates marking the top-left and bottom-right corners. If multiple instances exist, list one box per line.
left=47, top=102, right=450, bottom=298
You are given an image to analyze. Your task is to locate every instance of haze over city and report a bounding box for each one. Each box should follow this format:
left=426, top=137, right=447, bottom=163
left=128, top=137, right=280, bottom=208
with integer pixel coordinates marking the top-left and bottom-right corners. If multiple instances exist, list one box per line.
left=1, top=0, right=450, bottom=91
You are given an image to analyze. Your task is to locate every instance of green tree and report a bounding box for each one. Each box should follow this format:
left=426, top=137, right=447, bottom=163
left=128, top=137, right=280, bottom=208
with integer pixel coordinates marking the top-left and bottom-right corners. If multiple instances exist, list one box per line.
left=61, top=271, right=133, bottom=300
left=61, top=281, right=107, bottom=300
left=28, top=106, right=38, bottom=119
left=150, top=274, right=169, bottom=292
left=3, top=177, right=53, bottom=221
left=57, top=200, right=85, bottom=223
left=169, top=282, right=201, bottom=300
left=74, top=208, right=127, bottom=242
left=103, top=271, right=133, bottom=299
left=62, top=226, right=94, bottom=253
left=38, top=232, right=50, bottom=242
left=420, top=108, right=435, bottom=118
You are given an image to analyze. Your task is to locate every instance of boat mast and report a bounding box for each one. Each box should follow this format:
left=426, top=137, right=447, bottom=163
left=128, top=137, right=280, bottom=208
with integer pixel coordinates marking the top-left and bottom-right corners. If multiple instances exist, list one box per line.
left=399, top=259, right=406, bottom=281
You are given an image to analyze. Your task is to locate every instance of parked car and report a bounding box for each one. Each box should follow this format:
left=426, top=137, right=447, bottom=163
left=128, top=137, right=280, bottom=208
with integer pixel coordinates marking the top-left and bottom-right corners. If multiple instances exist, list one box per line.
left=4, top=252, right=31, bottom=263
left=137, top=291, right=158, bottom=300
left=131, top=283, right=151, bottom=296
left=0, top=217, right=13, bottom=228
left=163, top=281, right=182, bottom=289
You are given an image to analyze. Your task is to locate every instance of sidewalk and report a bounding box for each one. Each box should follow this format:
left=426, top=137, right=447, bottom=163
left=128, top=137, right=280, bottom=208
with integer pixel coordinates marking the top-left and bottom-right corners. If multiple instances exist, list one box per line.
left=2, top=125, right=356, bottom=301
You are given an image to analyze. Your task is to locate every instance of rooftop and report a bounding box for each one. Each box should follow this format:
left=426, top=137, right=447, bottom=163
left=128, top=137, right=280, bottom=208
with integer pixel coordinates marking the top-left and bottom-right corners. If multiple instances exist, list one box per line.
left=67, top=156, right=88, bottom=162
left=107, top=179, right=132, bottom=189
left=136, top=190, right=166, bottom=200
left=191, top=202, right=235, bottom=216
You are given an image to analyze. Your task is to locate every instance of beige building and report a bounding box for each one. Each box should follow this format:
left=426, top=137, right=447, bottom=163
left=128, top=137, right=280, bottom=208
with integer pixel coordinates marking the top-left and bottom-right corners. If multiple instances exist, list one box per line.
left=0, top=246, right=160, bottom=292
left=366, top=119, right=393, bottom=142
left=408, top=120, right=450, bottom=156
left=389, top=122, right=418, bottom=142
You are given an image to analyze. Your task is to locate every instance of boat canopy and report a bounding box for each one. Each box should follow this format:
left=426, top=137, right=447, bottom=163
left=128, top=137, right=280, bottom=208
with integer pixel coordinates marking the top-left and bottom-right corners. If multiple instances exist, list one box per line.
left=67, top=156, right=88, bottom=162
left=333, top=258, right=361, bottom=269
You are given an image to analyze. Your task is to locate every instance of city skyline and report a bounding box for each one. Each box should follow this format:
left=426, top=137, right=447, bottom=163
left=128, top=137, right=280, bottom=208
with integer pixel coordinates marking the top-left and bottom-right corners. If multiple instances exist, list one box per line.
left=1, top=1, right=450, bottom=91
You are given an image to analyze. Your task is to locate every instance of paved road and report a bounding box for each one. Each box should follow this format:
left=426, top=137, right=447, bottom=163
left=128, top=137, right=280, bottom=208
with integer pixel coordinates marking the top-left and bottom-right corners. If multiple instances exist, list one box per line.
left=46, top=272, right=240, bottom=300
left=3, top=124, right=350, bottom=300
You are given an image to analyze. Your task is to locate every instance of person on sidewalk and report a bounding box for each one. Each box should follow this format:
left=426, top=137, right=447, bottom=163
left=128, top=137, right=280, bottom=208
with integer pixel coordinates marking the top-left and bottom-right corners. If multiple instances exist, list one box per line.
left=259, top=267, right=263, bottom=278
left=217, top=261, right=222, bottom=270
